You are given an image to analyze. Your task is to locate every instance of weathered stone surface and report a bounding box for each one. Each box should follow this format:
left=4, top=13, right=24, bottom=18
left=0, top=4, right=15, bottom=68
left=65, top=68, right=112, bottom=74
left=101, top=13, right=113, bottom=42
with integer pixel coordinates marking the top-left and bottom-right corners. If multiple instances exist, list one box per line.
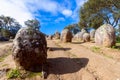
left=47, top=35, right=53, bottom=40
left=90, top=30, right=95, bottom=39
left=12, top=27, right=47, bottom=70
left=61, top=29, right=73, bottom=42
left=54, top=32, right=60, bottom=39
left=81, top=29, right=87, bottom=33
left=73, top=29, right=87, bottom=40
left=83, top=33, right=90, bottom=42
left=74, top=32, right=80, bottom=40
left=95, top=24, right=116, bottom=47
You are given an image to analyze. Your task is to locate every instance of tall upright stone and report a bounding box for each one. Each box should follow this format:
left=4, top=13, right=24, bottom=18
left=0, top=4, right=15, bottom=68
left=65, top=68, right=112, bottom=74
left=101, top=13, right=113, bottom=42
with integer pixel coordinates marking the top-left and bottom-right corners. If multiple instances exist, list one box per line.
left=47, top=35, right=53, bottom=40
left=54, top=31, right=60, bottom=39
left=95, top=24, right=116, bottom=47
left=90, top=30, right=96, bottom=40
left=61, top=29, right=73, bottom=42
left=12, top=27, right=47, bottom=70
left=83, top=33, right=90, bottom=42
left=73, top=29, right=87, bottom=40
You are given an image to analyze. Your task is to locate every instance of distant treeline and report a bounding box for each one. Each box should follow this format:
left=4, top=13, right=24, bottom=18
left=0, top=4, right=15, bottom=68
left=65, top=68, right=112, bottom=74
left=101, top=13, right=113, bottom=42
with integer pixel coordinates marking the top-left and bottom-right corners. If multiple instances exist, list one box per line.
left=64, top=0, right=120, bottom=37
left=0, top=15, right=21, bottom=40
left=0, top=15, right=40, bottom=41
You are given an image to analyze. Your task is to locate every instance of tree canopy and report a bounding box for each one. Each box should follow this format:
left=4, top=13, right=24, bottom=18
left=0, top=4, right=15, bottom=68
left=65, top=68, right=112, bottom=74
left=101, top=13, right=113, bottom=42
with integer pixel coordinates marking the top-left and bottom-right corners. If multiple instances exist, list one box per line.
left=0, top=15, right=21, bottom=38
left=79, top=0, right=120, bottom=29
left=64, top=24, right=80, bottom=34
left=24, top=19, right=40, bottom=30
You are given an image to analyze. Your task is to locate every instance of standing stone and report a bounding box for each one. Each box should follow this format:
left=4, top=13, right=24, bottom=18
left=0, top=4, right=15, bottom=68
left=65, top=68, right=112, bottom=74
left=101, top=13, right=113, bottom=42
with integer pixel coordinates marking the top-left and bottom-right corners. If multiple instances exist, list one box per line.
left=95, top=24, right=115, bottom=47
left=73, top=32, right=80, bottom=40
left=54, top=31, right=60, bottom=39
left=47, top=35, right=53, bottom=40
left=61, top=29, right=73, bottom=42
left=90, top=30, right=95, bottom=40
left=73, top=29, right=87, bottom=40
left=83, top=33, right=90, bottom=42
left=12, top=27, right=47, bottom=70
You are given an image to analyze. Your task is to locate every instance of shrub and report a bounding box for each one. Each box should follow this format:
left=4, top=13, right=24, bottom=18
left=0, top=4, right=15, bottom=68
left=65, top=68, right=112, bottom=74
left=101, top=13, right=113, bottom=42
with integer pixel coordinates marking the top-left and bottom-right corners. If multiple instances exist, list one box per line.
left=1, top=29, right=11, bottom=38
left=116, top=36, right=120, bottom=43
left=91, top=46, right=101, bottom=53
left=7, top=69, right=21, bottom=79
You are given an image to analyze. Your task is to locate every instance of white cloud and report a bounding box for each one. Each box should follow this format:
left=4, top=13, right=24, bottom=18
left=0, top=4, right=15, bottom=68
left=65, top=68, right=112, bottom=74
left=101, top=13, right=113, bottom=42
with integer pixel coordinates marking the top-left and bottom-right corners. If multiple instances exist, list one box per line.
left=0, top=0, right=33, bottom=26
left=76, top=0, right=87, bottom=7
left=62, top=9, right=72, bottom=17
left=0, top=0, right=71, bottom=26
left=25, top=0, right=59, bottom=14
left=55, top=17, right=65, bottom=23
left=0, top=0, right=87, bottom=26
left=71, top=0, right=87, bottom=22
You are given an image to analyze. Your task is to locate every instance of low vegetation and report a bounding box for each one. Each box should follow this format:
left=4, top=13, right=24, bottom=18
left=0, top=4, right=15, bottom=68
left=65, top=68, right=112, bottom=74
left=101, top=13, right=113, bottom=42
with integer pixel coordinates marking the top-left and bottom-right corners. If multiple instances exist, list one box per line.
left=0, top=48, right=12, bottom=62
left=111, top=42, right=120, bottom=50
left=116, top=43, right=120, bottom=46
left=7, top=69, right=21, bottom=79
left=7, top=68, right=42, bottom=79
left=91, top=46, right=113, bottom=59
left=0, top=53, right=11, bottom=62
left=2, top=64, right=8, bottom=67
left=0, top=57, right=4, bottom=62
left=27, top=71, right=42, bottom=78
left=91, top=46, right=101, bottom=53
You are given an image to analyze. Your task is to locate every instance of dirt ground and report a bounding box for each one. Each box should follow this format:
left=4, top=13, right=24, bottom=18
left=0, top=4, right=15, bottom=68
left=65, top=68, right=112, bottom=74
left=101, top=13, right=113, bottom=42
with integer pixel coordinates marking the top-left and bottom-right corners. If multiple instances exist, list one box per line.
left=0, top=40, right=120, bottom=80
left=0, top=41, right=12, bottom=57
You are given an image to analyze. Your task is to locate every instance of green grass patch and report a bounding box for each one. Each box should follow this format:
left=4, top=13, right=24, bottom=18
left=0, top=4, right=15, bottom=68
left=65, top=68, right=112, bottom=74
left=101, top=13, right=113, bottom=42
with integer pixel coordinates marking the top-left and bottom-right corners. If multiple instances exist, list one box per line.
left=116, top=43, right=120, bottom=46
left=0, top=57, right=5, bottom=62
left=91, top=46, right=101, bottom=53
left=7, top=69, right=21, bottom=79
left=7, top=68, right=42, bottom=79
left=0, top=54, right=8, bottom=62
left=116, top=37, right=120, bottom=43
left=112, top=45, right=118, bottom=49
left=27, top=71, right=42, bottom=78
left=103, top=54, right=113, bottom=59
left=0, top=49, right=12, bottom=62
left=2, top=64, right=8, bottom=67
left=111, top=43, right=120, bottom=50
left=91, top=46, right=113, bottom=59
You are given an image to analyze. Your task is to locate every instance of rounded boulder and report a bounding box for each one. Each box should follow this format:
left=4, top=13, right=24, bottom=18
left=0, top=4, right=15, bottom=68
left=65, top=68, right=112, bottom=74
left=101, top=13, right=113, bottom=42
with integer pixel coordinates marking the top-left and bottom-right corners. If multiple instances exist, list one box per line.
left=61, top=29, right=73, bottom=42
left=95, top=24, right=115, bottom=47
left=12, top=27, right=47, bottom=70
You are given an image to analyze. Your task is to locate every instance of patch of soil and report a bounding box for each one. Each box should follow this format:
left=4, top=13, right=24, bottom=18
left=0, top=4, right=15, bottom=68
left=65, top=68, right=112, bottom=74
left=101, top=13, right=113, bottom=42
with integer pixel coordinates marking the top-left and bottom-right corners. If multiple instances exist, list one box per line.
left=0, top=40, right=120, bottom=80
left=53, top=40, right=120, bottom=80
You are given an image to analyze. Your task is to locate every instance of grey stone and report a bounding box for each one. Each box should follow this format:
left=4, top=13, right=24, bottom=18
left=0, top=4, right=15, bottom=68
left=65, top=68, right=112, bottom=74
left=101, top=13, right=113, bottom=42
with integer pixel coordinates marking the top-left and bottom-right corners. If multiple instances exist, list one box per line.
left=12, top=27, right=47, bottom=70
left=83, top=33, right=90, bottom=42
left=95, top=24, right=116, bottom=47
left=54, top=31, right=60, bottom=39
left=74, top=29, right=87, bottom=40
left=90, top=30, right=96, bottom=39
left=61, top=29, right=73, bottom=42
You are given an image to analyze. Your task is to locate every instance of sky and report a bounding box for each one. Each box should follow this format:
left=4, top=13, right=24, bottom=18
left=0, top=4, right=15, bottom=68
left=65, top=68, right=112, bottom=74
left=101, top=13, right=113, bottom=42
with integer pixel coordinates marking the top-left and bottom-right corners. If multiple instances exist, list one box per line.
left=0, top=0, right=87, bottom=35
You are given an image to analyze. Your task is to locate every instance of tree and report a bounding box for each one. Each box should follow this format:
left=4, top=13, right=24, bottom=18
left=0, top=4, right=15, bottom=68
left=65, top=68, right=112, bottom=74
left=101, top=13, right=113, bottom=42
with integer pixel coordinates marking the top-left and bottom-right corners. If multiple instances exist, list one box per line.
left=1, top=29, right=11, bottom=38
left=64, top=24, right=80, bottom=34
left=24, top=19, right=40, bottom=30
left=79, top=0, right=120, bottom=29
left=0, top=15, right=21, bottom=38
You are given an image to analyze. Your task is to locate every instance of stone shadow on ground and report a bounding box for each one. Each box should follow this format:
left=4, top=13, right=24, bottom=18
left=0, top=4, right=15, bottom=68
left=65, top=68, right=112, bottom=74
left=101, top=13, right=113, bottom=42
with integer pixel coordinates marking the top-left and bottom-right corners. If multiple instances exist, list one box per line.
left=114, top=46, right=120, bottom=49
left=47, top=47, right=71, bottom=51
left=71, top=42, right=84, bottom=44
left=47, top=57, right=89, bottom=75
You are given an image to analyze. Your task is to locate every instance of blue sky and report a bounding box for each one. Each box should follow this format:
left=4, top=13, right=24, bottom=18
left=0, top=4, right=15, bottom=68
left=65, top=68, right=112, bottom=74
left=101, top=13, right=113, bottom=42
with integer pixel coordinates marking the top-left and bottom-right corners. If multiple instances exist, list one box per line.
left=0, top=0, right=87, bottom=35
